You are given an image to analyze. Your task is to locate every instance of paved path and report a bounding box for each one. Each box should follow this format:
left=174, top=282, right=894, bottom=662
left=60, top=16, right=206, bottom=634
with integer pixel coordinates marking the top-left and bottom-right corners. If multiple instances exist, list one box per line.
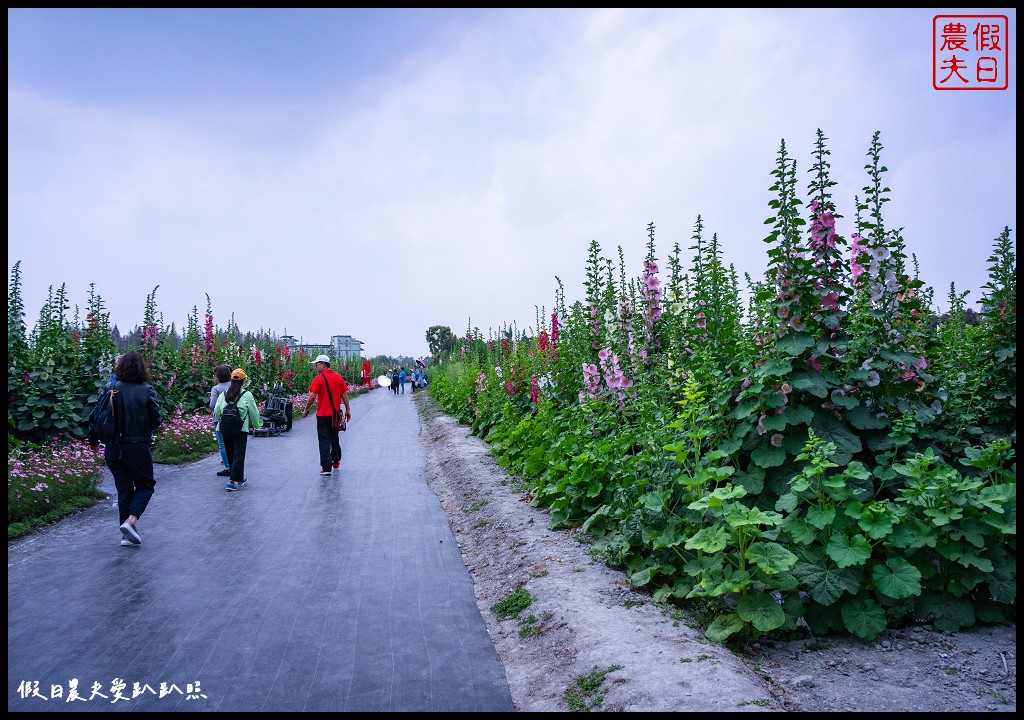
left=8, top=386, right=514, bottom=712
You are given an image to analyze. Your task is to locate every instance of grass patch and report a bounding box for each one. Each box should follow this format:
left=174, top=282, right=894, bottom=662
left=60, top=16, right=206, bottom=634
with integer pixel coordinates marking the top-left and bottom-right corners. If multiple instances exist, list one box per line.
left=8, top=490, right=106, bottom=540
left=738, top=699, right=772, bottom=707
left=519, top=614, right=542, bottom=638
left=564, top=665, right=623, bottom=712
left=491, top=588, right=534, bottom=620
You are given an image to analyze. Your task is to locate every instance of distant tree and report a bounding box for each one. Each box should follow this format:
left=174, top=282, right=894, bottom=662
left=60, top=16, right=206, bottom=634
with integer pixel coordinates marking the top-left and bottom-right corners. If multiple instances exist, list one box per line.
left=426, top=325, right=456, bottom=360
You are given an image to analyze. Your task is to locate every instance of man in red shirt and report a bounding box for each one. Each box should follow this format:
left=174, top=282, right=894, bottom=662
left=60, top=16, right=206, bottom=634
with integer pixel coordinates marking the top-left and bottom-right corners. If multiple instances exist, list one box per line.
left=300, top=354, right=352, bottom=476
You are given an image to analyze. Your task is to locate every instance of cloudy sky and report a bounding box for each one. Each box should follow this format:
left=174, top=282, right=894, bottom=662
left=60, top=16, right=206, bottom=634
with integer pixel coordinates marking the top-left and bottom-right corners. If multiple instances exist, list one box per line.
left=8, top=8, right=1016, bottom=359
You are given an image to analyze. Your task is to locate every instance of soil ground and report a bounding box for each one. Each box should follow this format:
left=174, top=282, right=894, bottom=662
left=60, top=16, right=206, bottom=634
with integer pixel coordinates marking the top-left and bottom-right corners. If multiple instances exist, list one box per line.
left=414, top=391, right=1017, bottom=713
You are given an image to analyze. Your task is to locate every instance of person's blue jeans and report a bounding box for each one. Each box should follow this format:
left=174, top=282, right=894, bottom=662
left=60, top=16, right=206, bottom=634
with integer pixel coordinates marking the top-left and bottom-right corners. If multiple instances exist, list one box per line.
left=216, top=428, right=229, bottom=469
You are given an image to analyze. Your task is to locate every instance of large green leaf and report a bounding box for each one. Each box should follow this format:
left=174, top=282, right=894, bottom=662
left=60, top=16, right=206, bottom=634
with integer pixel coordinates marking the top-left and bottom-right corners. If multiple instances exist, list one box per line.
left=789, top=371, right=828, bottom=398
left=778, top=334, right=816, bottom=356
left=871, top=557, right=922, bottom=599
left=731, top=466, right=765, bottom=495
left=684, top=525, right=729, bottom=553
left=737, top=592, right=786, bottom=631
left=846, top=404, right=888, bottom=430
left=704, top=613, right=746, bottom=642
left=805, top=505, right=836, bottom=529
left=811, top=412, right=862, bottom=464
left=746, top=541, right=798, bottom=575
left=915, top=591, right=975, bottom=632
left=751, top=442, right=786, bottom=468
left=792, top=549, right=863, bottom=606
left=841, top=598, right=888, bottom=639
left=826, top=533, right=872, bottom=568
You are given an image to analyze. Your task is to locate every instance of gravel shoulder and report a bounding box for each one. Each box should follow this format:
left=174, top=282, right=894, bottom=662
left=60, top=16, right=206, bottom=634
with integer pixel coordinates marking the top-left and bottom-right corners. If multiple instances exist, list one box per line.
left=415, top=391, right=1017, bottom=713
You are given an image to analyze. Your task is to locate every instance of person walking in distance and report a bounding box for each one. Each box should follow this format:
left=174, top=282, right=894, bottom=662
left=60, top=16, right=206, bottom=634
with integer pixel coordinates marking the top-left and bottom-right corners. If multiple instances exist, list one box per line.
left=209, top=364, right=232, bottom=478
left=213, top=368, right=264, bottom=491
left=300, top=354, right=352, bottom=476
left=88, top=351, right=163, bottom=547
left=399, top=367, right=407, bottom=394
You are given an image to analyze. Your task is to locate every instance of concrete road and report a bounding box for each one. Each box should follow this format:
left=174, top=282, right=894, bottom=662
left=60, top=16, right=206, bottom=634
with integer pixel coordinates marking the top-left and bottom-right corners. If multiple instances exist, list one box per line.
left=7, top=386, right=514, bottom=712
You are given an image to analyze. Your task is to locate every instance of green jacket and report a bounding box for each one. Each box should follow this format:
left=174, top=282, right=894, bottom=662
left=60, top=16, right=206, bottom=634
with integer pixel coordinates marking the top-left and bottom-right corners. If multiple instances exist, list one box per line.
left=213, top=390, right=264, bottom=433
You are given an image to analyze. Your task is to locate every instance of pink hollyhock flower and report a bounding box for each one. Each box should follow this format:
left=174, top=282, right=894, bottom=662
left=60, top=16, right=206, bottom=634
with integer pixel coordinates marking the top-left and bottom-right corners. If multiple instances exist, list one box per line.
left=820, top=292, right=840, bottom=310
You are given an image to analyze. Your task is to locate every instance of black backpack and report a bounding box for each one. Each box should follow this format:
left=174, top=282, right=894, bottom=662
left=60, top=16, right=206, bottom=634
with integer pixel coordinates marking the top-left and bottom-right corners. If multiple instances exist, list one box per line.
left=219, top=396, right=244, bottom=435
left=92, top=382, right=122, bottom=444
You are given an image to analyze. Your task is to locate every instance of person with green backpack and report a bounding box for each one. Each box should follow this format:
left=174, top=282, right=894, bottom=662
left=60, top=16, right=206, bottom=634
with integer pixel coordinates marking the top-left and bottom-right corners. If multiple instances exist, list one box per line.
left=213, top=368, right=264, bottom=491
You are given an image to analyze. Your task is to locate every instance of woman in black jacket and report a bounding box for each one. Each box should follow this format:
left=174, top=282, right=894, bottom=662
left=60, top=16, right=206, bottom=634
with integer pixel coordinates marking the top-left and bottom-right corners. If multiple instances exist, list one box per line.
left=88, top=351, right=163, bottom=547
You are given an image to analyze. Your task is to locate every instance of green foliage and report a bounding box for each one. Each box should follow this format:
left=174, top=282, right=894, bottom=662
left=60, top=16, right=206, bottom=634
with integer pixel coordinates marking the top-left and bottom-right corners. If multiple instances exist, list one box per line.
left=423, top=130, right=1015, bottom=644
left=425, top=325, right=456, bottom=360
left=491, top=587, right=534, bottom=620
left=564, top=665, right=623, bottom=712
left=7, top=264, right=393, bottom=448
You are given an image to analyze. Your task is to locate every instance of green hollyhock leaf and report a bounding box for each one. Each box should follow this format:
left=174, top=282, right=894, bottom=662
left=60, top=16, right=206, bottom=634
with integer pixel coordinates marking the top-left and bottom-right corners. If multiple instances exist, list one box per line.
left=746, top=541, right=798, bottom=575
left=830, top=393, right=860, bottom=410
left=826, top=533, right=872, bottom=568
left=732, top=466, right=765, bottom=494
left=789, top=370, right=828, bottom=398
left=783, top=405, right=814, bottom=426
left=811, top=413, right=862, bottom=464
left=846, top=404, right=889, bottom=430
left=751, top=442, right=786, bottom=468
left=783, top=516, right=818, bottom=546
left=945, top=546, right=994, bottom=572
left=737, top=592, right=786, bottom=632
left=705, top=613, right=745, bottom=642
left=684, top=525, right=729, bottom=553
left=915, top=591, right=975, bottom=632
left=792, top=549, right=863, bottom=606
left=805, top=505, right=836, bottom=529
left=871, top=557, right=922, bottom=599
left=778, top=333, right=816, bottom=356
left=841, top=598, right=888, bottom=640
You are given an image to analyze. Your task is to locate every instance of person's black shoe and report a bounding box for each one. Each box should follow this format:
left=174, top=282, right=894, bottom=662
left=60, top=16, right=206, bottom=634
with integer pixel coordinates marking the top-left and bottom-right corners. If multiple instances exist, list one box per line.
left=216, top=469, right=231, bottom=477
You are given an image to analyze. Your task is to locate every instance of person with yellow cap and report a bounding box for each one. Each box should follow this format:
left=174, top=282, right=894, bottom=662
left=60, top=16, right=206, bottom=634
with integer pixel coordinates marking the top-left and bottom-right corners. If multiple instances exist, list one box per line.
left=212, top=368, right=264, bottom=491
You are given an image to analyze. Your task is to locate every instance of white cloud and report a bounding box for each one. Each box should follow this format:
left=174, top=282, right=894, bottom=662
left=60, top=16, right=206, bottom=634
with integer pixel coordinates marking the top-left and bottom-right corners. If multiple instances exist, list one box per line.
left=8, top=9, right=1016, bottom=356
